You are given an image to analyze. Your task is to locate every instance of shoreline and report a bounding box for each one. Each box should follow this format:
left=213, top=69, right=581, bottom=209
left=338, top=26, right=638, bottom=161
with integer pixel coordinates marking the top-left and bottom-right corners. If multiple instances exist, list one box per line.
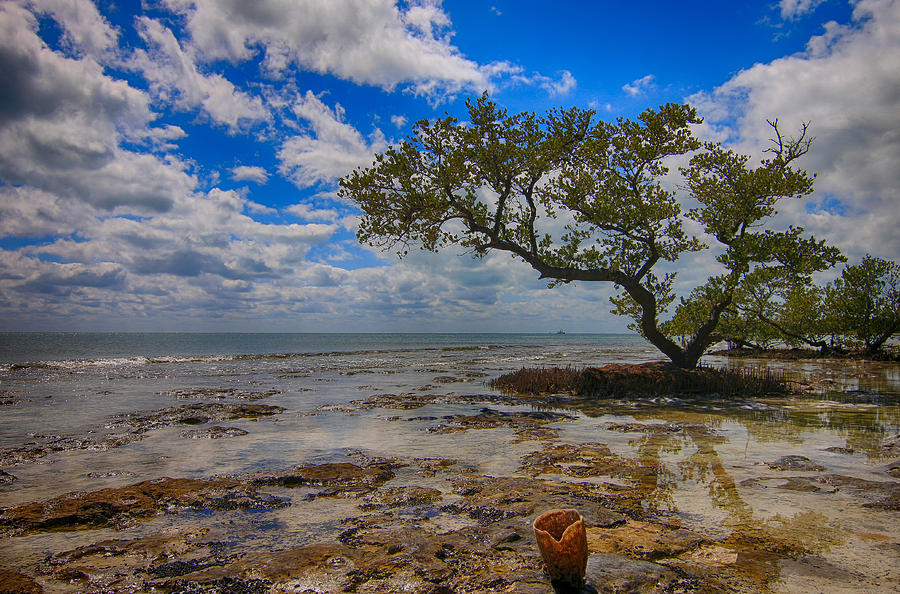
left=1, top=340, right=898, bottom=592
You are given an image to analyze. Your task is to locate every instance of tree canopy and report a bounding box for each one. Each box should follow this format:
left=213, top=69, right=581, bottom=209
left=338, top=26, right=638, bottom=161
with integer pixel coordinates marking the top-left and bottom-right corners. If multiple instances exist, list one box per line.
left=825, top=255, right=900, bottom=353
left=690, top=254, right=899, bottom=356
left=338, top=94, right=843, bottom=368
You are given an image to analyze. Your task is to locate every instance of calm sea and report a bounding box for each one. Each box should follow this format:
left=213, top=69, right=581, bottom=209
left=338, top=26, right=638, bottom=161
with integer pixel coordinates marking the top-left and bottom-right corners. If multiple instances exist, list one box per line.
left=0, top=331, right=660, bottom=460
left=0, top=332, right=651, bottom=367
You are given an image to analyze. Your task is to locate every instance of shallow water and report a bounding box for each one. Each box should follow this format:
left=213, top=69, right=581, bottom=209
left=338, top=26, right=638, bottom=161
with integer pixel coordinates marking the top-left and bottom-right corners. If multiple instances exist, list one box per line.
left=0, top=334, right=898, bottom=591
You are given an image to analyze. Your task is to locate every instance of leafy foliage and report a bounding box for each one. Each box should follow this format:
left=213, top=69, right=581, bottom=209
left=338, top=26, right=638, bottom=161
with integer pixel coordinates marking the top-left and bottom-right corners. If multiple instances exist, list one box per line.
left=825, top=255, right=900, bottom=352
left=704, top=254, right=899, bottom=356
left=339, top=94, right=842, bottom=368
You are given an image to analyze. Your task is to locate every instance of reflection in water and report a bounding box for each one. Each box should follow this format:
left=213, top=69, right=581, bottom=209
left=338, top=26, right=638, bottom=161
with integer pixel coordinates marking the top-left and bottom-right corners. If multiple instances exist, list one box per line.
left=550, top=390, right=898, bottom=589
left=0, top=339, right=897, bottom=591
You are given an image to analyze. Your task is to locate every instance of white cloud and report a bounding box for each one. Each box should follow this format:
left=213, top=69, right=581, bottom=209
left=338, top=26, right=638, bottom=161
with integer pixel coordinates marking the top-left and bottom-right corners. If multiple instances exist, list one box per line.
left=277, top=91, right=389, bottom=189
left=391, top=114, right=408, bottom=128
left=231, top=165, right=269, bottom=184
left=546, top=70, right=577, bottom=95
left=497, top=65, right=577, bottom=96
left=287, top=203, right=341, bottom=223
left=622, top=74, right=656, bottom=97
left=524, top=70, right=577, bottom=96
left=690, top=0, right=900, bottom=262
left=0, top=186, right=96, bottom=238
left=780, top=0, right=828, bottom=19
left=130, top=17, right=268, bottom=132
left=0, top=2, right=197, bottom=213
left=162, top=0, right=490, bottom=101
left=28, top=0, right=119, bottom=59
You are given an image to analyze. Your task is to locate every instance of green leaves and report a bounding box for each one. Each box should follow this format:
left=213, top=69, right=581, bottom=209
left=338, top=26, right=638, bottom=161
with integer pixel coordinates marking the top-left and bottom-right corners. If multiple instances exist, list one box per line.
left=825, top=255, right=900, bottom=351
left=338, top=94, right=842, bottom=368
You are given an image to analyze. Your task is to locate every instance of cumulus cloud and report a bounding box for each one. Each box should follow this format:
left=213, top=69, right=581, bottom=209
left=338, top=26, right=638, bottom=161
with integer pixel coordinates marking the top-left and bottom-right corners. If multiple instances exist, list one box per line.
left=20, top=262, right=127, bottom=296
left=543, top=70, right=577, bottom=95
left=2, top=187, right=340, bottom=313
left=28, top=0, right=119, bottom=59
left=287, top=203, right=341, bottom=223
left=162, top=0, right=491, bottom=101
left=130, top=16, right=268, bottom=131
left=231, top=165, right=269, bottom=184
left=0, top=2, right=197, bottom=213
left=780, top=0, right=828, bottom=19
left=0, top=186, right=96, bottom=238
left=277, top=91, right=389, bottom=189
left=689, top=0, right=900, bottom=261
left=622, top=74, right=656, bottom=97
left=1, top=0, right=593, bottom=330
left=515, top=70, right=577, bottom=96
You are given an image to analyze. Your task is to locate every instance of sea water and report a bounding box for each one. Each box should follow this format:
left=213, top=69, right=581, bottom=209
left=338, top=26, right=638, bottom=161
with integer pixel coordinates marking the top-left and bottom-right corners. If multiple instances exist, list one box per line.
left=0, top=333, right=898, bottom=591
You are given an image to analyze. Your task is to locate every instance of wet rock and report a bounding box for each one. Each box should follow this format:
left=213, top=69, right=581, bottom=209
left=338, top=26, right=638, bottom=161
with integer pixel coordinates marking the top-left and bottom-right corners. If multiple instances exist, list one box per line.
left=250, top=462, right=394, bottom=497
left=322, top=391, right=530, bottom=414
left=111, top=402, right=286, bottom=430
left=181, top=426, right=249, bottom=439
left=446, top=476, right=627, bottom=530
left=40, top=528, right=215, bottom=591
left=360, top=486, right=443, bottom=510
left=330, top=519, right=547, bottom=592
left=0, top=390, right=21, bottom=406
left=343, top=392, right=444, bottom=411
left=0, top=469, right=17, bottom=484
left=0, top=403, right=284, bottom=467
left=87, top=470, right=137, bottom=479
left=148, top=558, right=223, bottom=578
left=0, top=568, right=43, bottom=593
left=0, top=437, right=124, bottom=466
left=886, top=461, right=900, bottom=478
left=428, top=407, right=575, bottom=435
left=604, top=422, right=682, bottom=434
left=584, top=552, right=680, bottom=593
left=585, top=520, right=707, bottom=560
left=0, top=477, right=287, bottom=536
left=162, top=387, right=282, bottom=401
left=518, top=442, right=662, bottom=514
left=767, top=455, right=825, bottom=472
left=739, top=476, right=836, bottom=493
left=411, top=457, right=459, bottom=476
left=433, top=375, right=460, bottom=384
left=823, top=446, right=855, bottom=455
left=881, top=434, right=900, bottom=457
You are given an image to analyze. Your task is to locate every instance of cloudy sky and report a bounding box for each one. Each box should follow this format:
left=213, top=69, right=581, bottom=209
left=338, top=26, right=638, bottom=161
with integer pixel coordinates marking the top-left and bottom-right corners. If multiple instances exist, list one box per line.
left=1, top=0, right=898, bottom=333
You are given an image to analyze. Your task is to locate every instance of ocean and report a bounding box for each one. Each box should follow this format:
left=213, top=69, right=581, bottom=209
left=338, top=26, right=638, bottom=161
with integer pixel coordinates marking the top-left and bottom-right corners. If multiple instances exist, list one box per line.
left=0, top=332, right=654, bottom=367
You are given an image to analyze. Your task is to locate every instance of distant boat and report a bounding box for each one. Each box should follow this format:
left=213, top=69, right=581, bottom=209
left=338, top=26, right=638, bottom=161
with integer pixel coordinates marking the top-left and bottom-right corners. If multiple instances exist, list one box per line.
left=556, top=329, right=566, bottom=334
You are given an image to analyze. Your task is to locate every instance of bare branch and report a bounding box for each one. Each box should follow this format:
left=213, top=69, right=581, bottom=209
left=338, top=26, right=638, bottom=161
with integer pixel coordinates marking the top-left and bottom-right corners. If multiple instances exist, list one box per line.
left=764, top=119, right=814, bottom=163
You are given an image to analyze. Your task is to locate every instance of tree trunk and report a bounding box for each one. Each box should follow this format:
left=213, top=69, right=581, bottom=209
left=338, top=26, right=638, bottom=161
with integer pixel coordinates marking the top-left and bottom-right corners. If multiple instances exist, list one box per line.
left=623, top=279, right=697, bottom=368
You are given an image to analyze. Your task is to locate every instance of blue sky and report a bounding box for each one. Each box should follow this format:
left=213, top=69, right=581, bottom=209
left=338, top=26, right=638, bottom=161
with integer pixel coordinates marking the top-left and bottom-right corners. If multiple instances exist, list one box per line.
left=0, top=0, right=897, bottom=332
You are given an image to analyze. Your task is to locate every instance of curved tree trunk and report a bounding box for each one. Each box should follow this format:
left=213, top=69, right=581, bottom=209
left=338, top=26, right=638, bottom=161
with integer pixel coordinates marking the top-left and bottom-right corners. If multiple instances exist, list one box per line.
left=623, top=279, right=695, bottom=368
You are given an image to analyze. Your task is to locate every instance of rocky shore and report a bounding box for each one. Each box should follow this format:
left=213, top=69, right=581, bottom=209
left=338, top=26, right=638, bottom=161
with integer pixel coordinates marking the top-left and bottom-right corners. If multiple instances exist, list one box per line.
left=1, top=364, right=899, bottom=592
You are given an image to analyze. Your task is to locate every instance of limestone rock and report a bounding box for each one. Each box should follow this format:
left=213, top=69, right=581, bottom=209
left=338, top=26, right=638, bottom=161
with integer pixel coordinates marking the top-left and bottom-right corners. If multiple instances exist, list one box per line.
left=584, top=553, right=679, bottom=593
left=767, top=455, right=825, bottom=471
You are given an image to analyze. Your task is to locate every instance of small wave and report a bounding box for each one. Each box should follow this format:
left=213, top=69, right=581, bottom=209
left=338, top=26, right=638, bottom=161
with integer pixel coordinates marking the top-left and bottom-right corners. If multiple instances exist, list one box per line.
left=4, top=357, right=154, bottom=371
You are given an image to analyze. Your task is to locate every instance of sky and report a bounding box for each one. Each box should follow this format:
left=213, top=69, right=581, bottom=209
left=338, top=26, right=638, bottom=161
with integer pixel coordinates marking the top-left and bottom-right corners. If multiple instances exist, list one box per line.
left=0, top=0, right=898, bottom=333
